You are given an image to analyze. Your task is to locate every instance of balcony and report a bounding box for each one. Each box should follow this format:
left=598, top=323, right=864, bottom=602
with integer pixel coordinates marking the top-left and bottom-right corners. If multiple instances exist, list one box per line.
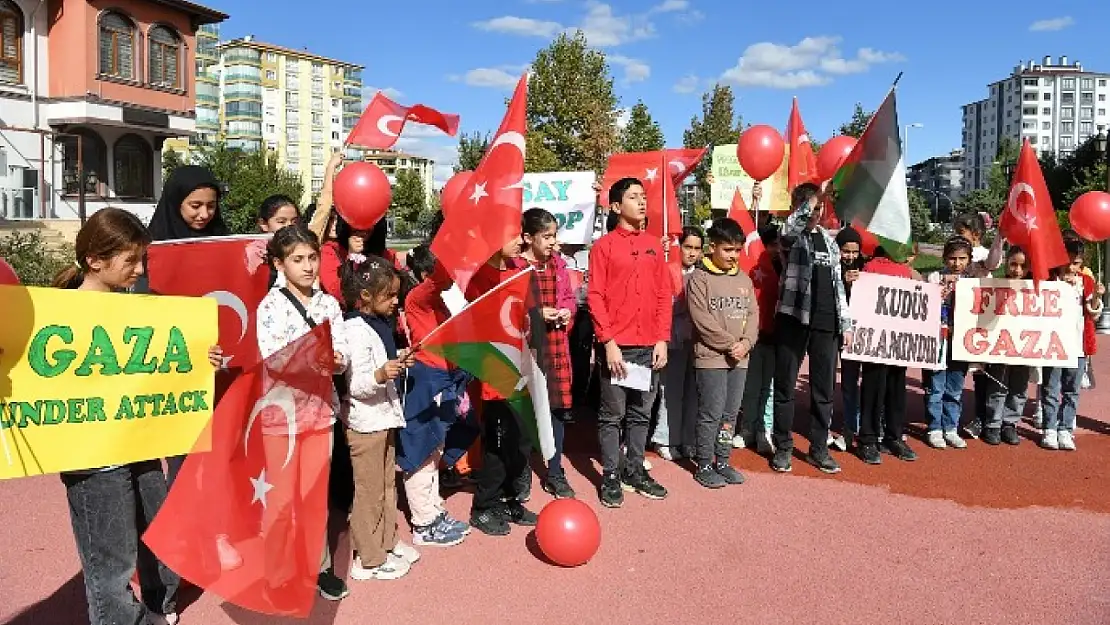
left=223, top=48, right=262, bottom=66
left=225, top=73, right=261, bottom=85
left=343, top=86, right=362, bottom=99
left=0, top=187, right=38, bottom=220
left=343, top=101, right=362, bottom=114
left=224, top=88, right=262, bottom=101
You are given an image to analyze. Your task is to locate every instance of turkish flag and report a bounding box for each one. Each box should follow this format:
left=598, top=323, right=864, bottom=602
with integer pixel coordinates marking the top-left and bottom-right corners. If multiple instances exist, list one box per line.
left=144, top=323, right=335, bottom=617
left=1001, top=139, right=1069, bottom=282
left=147, top=235, right=270, bottom=370
left=601, top=148, right=707, bottom=239
left=786, top=97, right=819, bottom=191
left=346, top=91, right=461, bottom=150
left=431, top=74, right=527, bottom=293
left=726, top=189, right=765, bottom=273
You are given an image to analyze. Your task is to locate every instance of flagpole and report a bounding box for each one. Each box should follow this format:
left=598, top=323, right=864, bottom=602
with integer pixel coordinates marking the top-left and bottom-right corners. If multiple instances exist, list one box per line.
left=892, top=72, right=903, bottom=88
left=661, top=152, right=670, bottom=262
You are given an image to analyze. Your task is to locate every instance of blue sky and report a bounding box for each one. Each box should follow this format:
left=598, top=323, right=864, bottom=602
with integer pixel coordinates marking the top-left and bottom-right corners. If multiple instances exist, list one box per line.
left=213, top=0, right=1110, bottom=185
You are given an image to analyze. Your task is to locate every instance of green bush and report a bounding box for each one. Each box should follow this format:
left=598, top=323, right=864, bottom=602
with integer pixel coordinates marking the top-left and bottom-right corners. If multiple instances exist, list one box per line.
left=0, top=230, right=73, bottom=286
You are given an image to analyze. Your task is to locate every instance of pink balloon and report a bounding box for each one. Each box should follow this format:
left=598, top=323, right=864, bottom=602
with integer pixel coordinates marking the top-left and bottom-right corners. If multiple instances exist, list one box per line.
left=817, top=135, right=857, bottom=181
left=440, top=170, right=473, bottom=219
left=737, top=125, right=786, bottom=181
left=0, top=257, right=19, bottom=286
left=1069, top=191, right=1110, bottom=242
left=333, top=162, right=392, bottom=230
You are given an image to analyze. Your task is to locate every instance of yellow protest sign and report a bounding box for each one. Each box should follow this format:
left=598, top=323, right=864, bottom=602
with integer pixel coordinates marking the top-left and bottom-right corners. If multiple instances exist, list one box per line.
left=710, top=144, right=791, bottom=213
left=0, top=286, right=218, bottom=479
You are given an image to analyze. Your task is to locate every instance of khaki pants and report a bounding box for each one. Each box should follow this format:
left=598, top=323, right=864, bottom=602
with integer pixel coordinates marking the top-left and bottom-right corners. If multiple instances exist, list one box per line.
left=347, top=429, right=398, bottom=568
left=403, top=450, right=443, bottom=528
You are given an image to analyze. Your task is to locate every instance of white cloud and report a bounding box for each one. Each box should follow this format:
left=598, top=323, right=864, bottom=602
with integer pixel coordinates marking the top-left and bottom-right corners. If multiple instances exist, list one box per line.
left=575, top=2, right=655, bottom=47
left=472, top=16, right=563, bottom=38
left=720, top=36, right=903, bottom=89
left=614, top=107, right=631, bottom=130
left=362, top=86, right=403, bottom=107
left=651, top=0, right=688, bottom=12
left=1029, top=16, right=1074, bottom=31
left=609, top=55, right=651, bottom=85
left=447, top=65, right=528, bottom=90
left=673, top=74, right=700, bottom=94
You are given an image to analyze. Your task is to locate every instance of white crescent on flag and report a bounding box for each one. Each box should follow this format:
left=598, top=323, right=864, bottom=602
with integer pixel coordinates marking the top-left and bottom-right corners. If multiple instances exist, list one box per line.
left=377, top=115, right=403, bottom=138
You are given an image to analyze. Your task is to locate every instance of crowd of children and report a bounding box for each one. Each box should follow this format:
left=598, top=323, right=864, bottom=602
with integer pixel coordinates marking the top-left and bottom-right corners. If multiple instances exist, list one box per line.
left=50, top=162, right=1100, bottom=624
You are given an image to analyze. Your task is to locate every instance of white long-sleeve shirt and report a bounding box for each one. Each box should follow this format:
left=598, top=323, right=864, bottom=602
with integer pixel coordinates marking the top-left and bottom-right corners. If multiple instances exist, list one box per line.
left=341, top=317, right=404, bottom=434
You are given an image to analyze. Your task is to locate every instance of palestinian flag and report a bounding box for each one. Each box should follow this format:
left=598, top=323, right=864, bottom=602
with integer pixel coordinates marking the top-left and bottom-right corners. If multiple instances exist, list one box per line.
left=418, top=268, right=555, bottom=460
left=830, top=87, right=912, bottom=259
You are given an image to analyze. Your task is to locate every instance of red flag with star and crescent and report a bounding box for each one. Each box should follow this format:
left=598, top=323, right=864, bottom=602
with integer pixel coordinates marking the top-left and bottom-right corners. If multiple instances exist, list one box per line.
left=726, top=189, right=765, bottom=273
left=1000, top=139, right=1068, bottom=283
left=144, top=323, right=336, bottom=618
left=786, top=97, right=819, bottom=191
left=600, top=147, right=708, bottom=239
left=346, top=91, right=461, bottom=150
left=432, top=74, right=528, bottom=293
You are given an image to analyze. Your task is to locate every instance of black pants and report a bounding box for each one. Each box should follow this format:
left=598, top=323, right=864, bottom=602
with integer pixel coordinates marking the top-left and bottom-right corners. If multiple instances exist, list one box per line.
left=972, top=370, right=989, bottom=426
left=772, top=314, right=838, bottom=454
left=859, top=362, right=907, bottom=445
left=471, top=400, right=528, bottom=513
left=570, top=308, right=595, bottom=409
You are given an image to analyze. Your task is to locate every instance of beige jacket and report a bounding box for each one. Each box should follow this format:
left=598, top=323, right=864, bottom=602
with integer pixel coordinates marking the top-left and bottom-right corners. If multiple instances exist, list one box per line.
left=686, top=258, right=760, bottom=369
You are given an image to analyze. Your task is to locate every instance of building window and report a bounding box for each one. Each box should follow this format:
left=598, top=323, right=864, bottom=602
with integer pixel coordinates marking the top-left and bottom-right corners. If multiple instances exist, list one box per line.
left=1061, top=121, right=1074, bottom=133
left=98, top=12, right=135, bottom=80
left=1023, top=78, right=1038, bottom=86
left=285, top=91, right=299, bottom=106
left=1081, top=78, right=1094, bottom=90
left=113, top=134, right=153, bottom=198
left=311, top=96, right=323, bottom=110
left=1042, top=121, right=1051, bottom=130
left=312, top=178, right=324, bottom=193
left=286, top=109, right=299, bottom=125
left=147, top=26, right=180, bottom=88
left=0, top=0, right=23, bottom=85
left=265, top=70, right=276, bottom=80
left=1081, top=92, right=1094, bottom=105
left=1080, top=121, right=1093, bottom=134
left=1062, top=78, right=1075, bottom=89
left=265, top=52, right=276, bottom=62
left=1042, top=107, right=1051, bottom=115
left=1042, top=92, right=1051, bottom=100
left=1062, top=107, right=1074, bottom=118
left=61, top=129, right=108, bottom=196
left=1062, top=92, right=1074, bottom=105
left=311, top=130, right=323, bottom=144
left=311, top=112, right=323, bottom=127
left=1081, top=107, right=1093, bottom=120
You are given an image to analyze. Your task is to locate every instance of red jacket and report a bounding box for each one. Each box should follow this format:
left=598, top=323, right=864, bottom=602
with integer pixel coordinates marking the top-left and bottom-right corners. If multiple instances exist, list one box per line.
left=862, top=256, right=912, bottom=279
left=750, top=252, right=779, bottom=338
left=405, top=272, right=453, bottom=369
left=1082, top=273, right=1097, bottom=356
left=319, top=241, right=345, bottom=303
left=587, top=227, right=671, bottom=347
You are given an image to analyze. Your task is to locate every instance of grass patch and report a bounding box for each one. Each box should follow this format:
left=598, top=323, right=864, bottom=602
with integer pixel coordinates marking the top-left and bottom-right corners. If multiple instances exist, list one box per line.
left=912, top=254, right=943, bottom=274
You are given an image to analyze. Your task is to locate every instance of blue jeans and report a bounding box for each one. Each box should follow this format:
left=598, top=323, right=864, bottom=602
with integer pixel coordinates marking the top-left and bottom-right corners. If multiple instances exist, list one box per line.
left=926, top=367, right=967, bottom=432
left=840, top=358, right=861, bottom=434
left=1041, top=359, right=1083, bottom=432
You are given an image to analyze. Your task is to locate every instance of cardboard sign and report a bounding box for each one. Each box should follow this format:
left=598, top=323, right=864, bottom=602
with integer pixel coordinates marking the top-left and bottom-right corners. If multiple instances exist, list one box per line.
left=842, top=273, right=944, bottom=370
left=522, top=172, right=598, bottom=245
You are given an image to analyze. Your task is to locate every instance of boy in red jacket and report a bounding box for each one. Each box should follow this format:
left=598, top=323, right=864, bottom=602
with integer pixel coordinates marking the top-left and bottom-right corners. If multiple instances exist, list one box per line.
left=587, top=177, right=672, bottom=508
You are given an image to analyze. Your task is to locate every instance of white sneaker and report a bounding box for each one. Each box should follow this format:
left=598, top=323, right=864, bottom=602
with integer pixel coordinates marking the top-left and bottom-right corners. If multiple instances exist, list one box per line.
left=829, top=435, right=847, bottom=452
left=642, top=458, right=653, bottom=471
left=1040, top=429, right=1059, bottom=450
left=1058, top=430, right=1076, bottom=451
left=145, top=612, right=179, bottom=625
left=656, top=445, right=681, bottom=461
left=390, top=541, right=421, bottom=564
left=350, top=554, right=410, bottom=581
left=943, top=430, right=967, bottom=449
left=757, top=431, right=775, bottom=455
left=215, top=534, right=242, bottom=571
left=926, top=430, right=947, bottom=449
left=732, top=435, right=746, bottom=449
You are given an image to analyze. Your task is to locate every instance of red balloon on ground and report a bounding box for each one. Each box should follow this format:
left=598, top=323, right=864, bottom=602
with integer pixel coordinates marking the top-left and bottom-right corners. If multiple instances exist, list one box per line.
left=535, top=498, right=601, bottom=567
left=0, top=257, right=19, bottom=286
left=440, top=170, right=473, bottom=219
left=817, top=135, right=858, bottom=181
left=1069, top=191, right=1110, bottom=242
left=737, top=125, right=785, bottom=181
left=332, top=161, right=392, bottom=230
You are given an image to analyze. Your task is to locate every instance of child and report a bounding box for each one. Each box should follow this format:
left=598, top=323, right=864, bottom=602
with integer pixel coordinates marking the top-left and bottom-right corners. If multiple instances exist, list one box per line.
left=652, top=226, right=704, bottom=461
left=256, top=222, right=351, bottom=601
left=340, top=257, right=418, bottom=580
left=53, top=208, right=212, bottom=625
left=771, top=183, right=852, bottom=474
left=587, top=177, right=672, bottom=508
left=1041, top=238, right=1102, bottom=450
left=982, top=246, right=1033, bottom=446
left=856, top=246, right=918, bottom=464
left=686, top=218, right=758, bottom=488
left=739, top=224, right=781, bottom=456
left=834, top=226, right=865, bottom=451
left=259, top=194, right=301, bottom=233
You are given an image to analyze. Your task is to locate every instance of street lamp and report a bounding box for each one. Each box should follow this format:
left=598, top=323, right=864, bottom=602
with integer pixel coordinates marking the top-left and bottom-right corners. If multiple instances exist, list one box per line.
left=1095, top=130, right=1110, bottom=333
left=904, top=122, right=924, bottom=165
left=910, top=186, right=954, bottom=222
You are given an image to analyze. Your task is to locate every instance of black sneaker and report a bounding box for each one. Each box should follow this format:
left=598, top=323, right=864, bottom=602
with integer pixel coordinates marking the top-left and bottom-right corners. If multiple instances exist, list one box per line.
left=982, top=428, right=1002, bottom=446
left=694, top=465, right=727, bottom=489
left=807, top=451, right=842, bottom=474
left=1001, top=425, right=1021, bottom=446
left=542, top=472, right=576, bottom=499
left=713, top=462, right=745, bottom=485
left=439, top=466, right=471, bottom=493
left=470, top=508, right=511, bottom=536
left=599, top=472, right=624, bottom=508
left=882, top=439, right=918, bottom=462
left=621, top=467, right=667, bottom=500
left=499, top=501, right=538, bottom=526
left=857, top=443, right=882, bottom=465
left=514, top=466, right=533, bottom=503
left=317, top=569, right=349, bottom=601
left=770, top=448, right=793, bottom=473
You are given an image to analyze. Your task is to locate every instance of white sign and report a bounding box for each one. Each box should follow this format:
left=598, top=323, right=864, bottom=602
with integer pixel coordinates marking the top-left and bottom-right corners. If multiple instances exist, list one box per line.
left=522, top=171, right=597, bottom=245
left=842, top=273, right=944, bottom=370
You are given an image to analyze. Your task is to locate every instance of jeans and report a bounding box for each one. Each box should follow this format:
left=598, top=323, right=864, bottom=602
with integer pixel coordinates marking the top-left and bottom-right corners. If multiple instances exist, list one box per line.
left=651, top=343, right=696, bottom=449
left=597, top=346, right=658, bottom=475
left=1041, top=359, right=1083, bottom=432
left=694, top=367, right=747, bottom=466
left=859, top=363, right=906, bottom=445
left=926, top=367, right=968, bottom=432
left=772, top=315, right=838, bottom=454
left=547, top=410, right=570, bottom=476
left=984, top=364, right=1031, bottom=429
left=840, top=358, right=861, bottom=435
left=740, top=339, right=775, bottom=435
left=62, top=461, right=179, bottom=625
left=472, top=400, right=529, bottom=512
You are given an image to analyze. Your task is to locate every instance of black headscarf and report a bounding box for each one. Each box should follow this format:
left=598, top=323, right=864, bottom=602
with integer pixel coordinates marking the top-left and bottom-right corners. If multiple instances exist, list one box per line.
left=148, top=165, right=228, bottom=241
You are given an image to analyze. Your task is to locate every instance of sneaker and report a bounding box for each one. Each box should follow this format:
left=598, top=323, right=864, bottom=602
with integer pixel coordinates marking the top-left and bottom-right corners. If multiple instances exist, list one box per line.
left=858, top=443, right=881, bottom=465
left=215, top=534, right=242, bottom=571
left=943, top=430, right=967, bottom=449
left=713, top=462, right=745, bottom=485
left=757, top=431, right=775, bottom=455
left=1000, top=425, right=1021, bottom=446
left=882, top=439, right=918, bottom=462
left=514, top=467, right=533, bottom=503
left=413, top=518, right=466, bottom=546
left=349, top=554, right=410, bottom=581
left=732, top=435, right=746, bottom=449
left=542, top=472, right=576, bottom=499
left=317, top=569, right=350, bottom=600
left=439, top=466, right=472, bottom=493
left=829, top=435, right=848, bottom=452
left=145, top=613, right=179, bottom=625
left=435, top=511, right=471, bottom=535
left=469, top=509, right=511, bottom=536
left=1040, top=429, right=1059, bottom=450
left=599, top=472, right=624, bottom=508
left=499, top=501, right=539, bottom=526
left=1058, top=429, right=1076, bottom=451
left=962, top=420, right=982, bottom=440
left=656, top=445, right=682, bottom=461
left=642, top=458, right=654, bottom=471
left=621, top=467, right=668, bottom=500
left=807, top=451, right=842, bottom=474
left=982, top=428, right=1002, bottom=446
left=694, top=464, right=727, bottom=489
left=926, top=430, right=947, bottom=449
left=770, top=448, right=793, bottom=472
left=389, top=541, right=421, bottom=564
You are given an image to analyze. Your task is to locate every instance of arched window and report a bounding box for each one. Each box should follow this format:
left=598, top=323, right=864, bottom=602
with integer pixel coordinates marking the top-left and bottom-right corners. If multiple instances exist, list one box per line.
left=113, top=134, right=153, bottom=199
left=98, top=11, right=135, bottom=80
left=0, top=0, right=23, bottom=85
left=60, top=129, right=109, bottom=196
left=148, top=25, right=179, bottom=88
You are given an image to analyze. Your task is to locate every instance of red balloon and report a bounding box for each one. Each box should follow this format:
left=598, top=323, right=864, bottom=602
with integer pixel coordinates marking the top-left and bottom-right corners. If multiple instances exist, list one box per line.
left=817, top=135, right=857, bottom=181
left=440, top=170, right=473, bottom=219
left=1069, top=191, right=1110, bottom=242
left=737, top=125, right=785, bottom=181
left=0, top=257, right=19, bottom=286
left=332, top=162, right=392, bottom=230
left=535, top=498, right=601, bottom=567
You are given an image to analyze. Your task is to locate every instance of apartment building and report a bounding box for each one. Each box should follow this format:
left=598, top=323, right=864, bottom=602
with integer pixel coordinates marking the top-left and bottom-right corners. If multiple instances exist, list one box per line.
left=362, top=149, right=435, bottom=202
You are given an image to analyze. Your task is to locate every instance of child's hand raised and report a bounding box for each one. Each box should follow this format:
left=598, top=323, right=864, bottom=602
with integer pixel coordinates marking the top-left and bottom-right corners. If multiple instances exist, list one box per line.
left=207, top=345, right=223, bottom=369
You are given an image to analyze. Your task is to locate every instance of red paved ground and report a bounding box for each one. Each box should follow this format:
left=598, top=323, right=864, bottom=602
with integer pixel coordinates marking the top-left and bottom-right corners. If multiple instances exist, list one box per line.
left=3, top=348, right=1110, bottom=625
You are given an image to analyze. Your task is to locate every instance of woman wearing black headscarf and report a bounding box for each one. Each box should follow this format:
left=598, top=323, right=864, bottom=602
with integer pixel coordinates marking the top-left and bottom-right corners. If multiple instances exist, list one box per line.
left=148, top=165, right=228, bottom=241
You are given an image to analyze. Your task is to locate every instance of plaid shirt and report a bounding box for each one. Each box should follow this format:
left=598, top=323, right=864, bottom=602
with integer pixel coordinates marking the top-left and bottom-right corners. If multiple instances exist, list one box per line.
left=776, top=202, right=852, bottom=335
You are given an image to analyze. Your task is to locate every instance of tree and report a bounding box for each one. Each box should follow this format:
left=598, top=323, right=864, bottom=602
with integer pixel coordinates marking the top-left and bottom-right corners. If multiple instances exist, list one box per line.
left=837, top=103, right=873, bottom=138
left=162, top=148, right=185, bottom=180
left=190, top=142, right=305, bottom=234
left=527, top=31, right=619, bottom=174
left=682, top=83, right=743, bottom=198
left=390, top=169, right=427, bottom=238
left=909, top=189, right=932, bottom=242
left=620, top=100, right=664, bottom=153
left=525, top=130, right=561, bottom=173
left=455, top=131, right=489, bottom=172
